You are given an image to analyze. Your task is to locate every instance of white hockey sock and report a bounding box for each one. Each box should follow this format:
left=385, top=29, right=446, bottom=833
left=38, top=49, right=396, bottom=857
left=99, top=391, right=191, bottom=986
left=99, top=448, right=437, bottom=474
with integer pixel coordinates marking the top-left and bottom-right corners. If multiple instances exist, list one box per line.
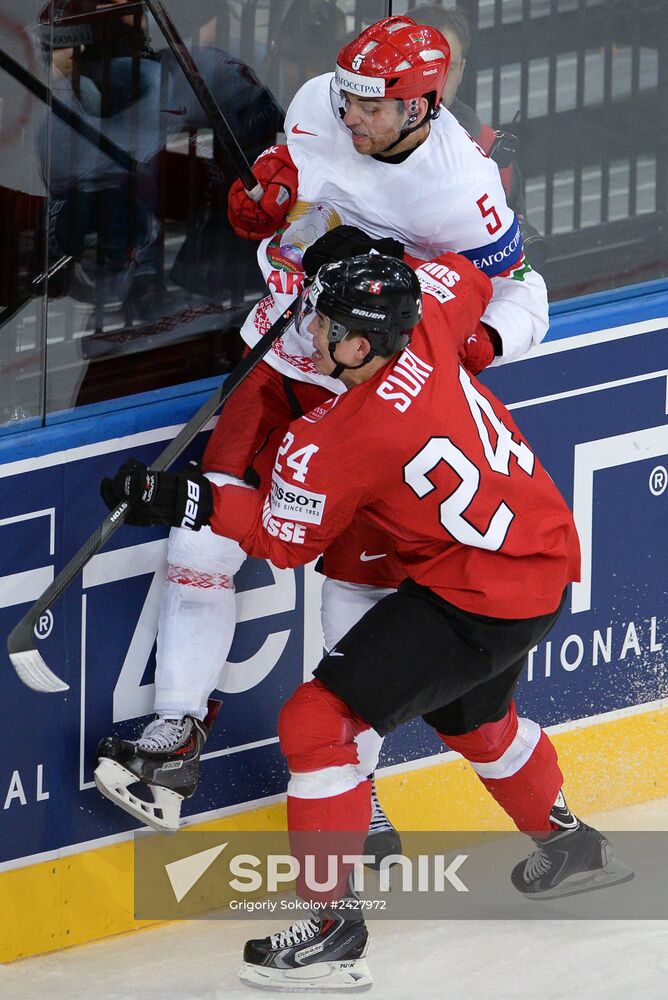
left=154, top=473, right=251, bottom=719
left=155, top=576, right=237, bottom=719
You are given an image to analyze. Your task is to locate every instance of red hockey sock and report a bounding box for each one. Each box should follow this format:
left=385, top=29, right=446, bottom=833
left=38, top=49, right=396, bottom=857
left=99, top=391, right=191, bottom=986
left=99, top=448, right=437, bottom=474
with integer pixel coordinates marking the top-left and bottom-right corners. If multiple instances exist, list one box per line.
left=279, top=680, right=372, bottom=903
left=287, top=780, right=372, bottom=834
left=440, top=703, right=563, bottom=833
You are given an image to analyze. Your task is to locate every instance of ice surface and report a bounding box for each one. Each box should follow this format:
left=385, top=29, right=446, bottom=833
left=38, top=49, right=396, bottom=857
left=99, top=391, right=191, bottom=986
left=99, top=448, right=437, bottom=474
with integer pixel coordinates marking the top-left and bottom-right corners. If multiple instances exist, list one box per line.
left=2, top=799, right=666, bottom=1000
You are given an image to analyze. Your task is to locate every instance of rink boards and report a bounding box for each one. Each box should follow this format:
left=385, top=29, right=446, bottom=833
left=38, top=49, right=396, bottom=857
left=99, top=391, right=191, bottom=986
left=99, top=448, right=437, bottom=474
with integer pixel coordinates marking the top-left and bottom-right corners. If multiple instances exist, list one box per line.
left=0, top=283, right=667, bottom=960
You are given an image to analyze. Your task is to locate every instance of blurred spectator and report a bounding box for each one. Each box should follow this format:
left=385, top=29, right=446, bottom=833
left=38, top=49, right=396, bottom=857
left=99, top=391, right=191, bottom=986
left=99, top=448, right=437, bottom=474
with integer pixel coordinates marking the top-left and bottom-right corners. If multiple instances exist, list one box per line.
left=263, top=0, right=347, bottom=108
left=37, top=1, right=283, bottom=322
left=412, top=4, right=547, bottom=271
left=38, top=1, right=166, bottom=320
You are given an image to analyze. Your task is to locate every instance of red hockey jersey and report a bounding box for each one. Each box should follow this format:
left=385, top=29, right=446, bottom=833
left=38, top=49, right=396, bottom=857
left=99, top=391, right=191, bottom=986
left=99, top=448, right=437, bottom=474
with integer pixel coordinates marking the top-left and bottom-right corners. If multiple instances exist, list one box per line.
left=212, top=253, right=580, bottom=619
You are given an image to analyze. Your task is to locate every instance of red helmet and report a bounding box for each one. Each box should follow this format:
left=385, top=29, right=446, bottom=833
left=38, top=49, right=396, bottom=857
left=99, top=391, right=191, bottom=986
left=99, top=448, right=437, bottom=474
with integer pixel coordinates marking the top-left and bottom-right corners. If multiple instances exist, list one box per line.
left=335, top=16, right=451, bottom=108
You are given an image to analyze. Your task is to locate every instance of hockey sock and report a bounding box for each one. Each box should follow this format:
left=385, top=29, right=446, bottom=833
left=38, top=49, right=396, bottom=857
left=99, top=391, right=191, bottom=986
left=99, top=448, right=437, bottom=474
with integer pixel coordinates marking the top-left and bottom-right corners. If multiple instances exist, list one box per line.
left=287, top=783, right=371, bottom=906
left=154, top=517, right=247, bottom=717
left=279, top=679, right=372, bottom=903
left=439, top=701, right=563, bottom=833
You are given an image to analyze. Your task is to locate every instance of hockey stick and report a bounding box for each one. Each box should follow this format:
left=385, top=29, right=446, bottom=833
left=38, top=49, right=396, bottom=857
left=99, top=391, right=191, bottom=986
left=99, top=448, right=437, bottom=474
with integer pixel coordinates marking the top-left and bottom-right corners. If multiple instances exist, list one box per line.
left=7, top=304, right=295, bottom=693
left=0, top=46, right=137, bottom=173
left=143, top=0, right=262, bottom=199
left=0, top=255, right=72, bottom=333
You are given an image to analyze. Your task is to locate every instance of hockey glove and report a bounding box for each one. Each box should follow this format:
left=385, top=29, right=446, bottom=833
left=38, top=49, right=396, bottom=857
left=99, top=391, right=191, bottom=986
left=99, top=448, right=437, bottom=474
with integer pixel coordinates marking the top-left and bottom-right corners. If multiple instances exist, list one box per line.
left=100, top=459, right=213, bottom=531
left=228, top=144, right=298, bottom=240
left=458, top=321, right=500, bottom=375
left=302, top=225, right=405, bottom=277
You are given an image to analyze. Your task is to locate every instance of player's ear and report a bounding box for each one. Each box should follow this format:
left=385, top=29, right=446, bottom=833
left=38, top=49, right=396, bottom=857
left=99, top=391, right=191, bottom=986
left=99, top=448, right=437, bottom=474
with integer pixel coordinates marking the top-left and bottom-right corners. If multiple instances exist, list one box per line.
left=357, top=336, right=373, bottom=362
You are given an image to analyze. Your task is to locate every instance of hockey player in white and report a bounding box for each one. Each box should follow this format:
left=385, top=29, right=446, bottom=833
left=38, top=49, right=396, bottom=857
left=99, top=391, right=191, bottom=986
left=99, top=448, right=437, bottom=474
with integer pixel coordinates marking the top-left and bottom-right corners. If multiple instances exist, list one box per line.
left=95, top=16, right=549, bottom=835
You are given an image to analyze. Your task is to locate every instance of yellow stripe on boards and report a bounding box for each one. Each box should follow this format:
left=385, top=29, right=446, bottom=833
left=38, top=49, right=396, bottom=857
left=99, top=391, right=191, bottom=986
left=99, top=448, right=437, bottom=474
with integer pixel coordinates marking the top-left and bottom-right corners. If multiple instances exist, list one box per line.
left=1, top=706, right=666, bottom=963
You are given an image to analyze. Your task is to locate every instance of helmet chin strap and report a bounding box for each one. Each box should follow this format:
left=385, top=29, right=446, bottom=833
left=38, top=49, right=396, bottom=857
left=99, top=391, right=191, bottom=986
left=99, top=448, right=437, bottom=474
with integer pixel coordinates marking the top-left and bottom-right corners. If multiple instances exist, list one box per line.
left=376, top=101, right=432, bottom=155
left=328, top=342, right=376, bottom=379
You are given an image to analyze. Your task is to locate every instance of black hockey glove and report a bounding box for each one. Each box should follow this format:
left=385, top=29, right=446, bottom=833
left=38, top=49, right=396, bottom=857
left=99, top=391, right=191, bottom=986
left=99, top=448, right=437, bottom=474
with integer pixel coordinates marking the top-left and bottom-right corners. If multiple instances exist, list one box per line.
left=100, top=458, right=213, bottom=531
left=302, top=225, right=405, bottom=277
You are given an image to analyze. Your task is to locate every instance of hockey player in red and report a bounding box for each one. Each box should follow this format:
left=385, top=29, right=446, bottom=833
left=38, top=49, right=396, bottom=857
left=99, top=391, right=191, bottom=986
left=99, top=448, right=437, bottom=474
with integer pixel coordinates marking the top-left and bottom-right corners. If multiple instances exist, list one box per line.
left=95, top=15, right=548, bottom=842
left=94, top=15, right=506, bottom=839
left=104, top=251, right=633, bottom=991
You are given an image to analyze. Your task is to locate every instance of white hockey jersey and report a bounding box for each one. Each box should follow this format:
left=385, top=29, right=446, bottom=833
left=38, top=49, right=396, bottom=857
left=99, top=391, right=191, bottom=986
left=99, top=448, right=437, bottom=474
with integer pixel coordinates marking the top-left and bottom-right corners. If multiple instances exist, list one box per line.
left=239, top=72, right=549, bottom=388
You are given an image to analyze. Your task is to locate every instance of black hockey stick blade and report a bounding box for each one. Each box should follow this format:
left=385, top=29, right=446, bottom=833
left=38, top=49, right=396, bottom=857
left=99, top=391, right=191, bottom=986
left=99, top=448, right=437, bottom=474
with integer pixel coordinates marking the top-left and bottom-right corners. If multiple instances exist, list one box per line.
left=7, top=306, right=295, bottom=692
left=143, top=0, right=261, bottom=197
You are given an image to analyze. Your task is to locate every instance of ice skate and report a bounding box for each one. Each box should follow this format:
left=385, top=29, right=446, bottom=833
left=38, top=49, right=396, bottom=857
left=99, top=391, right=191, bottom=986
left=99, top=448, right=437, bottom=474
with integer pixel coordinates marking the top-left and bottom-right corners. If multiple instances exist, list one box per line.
left=512, top=801, right=634, bottom=900
left=363, top=775, right=402, bottom=869
left=94, top=699, right=221, bottom=832
left=239, top=908, right=372, bottom=992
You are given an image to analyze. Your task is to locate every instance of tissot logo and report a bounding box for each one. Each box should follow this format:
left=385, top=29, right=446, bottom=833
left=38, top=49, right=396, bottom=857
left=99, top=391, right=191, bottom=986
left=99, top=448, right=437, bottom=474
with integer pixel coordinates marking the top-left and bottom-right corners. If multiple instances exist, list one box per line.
left=270, top=473, right=326, bottom=524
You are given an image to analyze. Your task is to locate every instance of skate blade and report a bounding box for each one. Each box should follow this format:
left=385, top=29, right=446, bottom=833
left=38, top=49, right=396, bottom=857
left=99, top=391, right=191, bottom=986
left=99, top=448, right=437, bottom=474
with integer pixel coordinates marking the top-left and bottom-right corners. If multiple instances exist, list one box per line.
left=94, top=757, right=183, bottom=832
left=521, top=859, right=635, bottom=901
left=239, top=958, right=373, bottom=992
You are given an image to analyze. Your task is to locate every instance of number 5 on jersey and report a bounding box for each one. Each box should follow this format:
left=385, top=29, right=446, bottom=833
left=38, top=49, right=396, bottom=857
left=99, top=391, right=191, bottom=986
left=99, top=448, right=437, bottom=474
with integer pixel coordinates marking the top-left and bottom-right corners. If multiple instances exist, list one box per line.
left=476, top=192, right=502, bottom=235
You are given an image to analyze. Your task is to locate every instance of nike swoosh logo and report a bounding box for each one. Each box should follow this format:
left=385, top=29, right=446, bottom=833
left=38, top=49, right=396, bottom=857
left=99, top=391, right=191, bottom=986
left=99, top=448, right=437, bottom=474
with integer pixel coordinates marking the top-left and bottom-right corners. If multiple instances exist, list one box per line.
left=360, top=552, right=387, bottom=562
left=161, top=106, right=188, bottom=116
left=329, top=651, right=344, bottom=656
left=291, top=124, right=318, bottom=136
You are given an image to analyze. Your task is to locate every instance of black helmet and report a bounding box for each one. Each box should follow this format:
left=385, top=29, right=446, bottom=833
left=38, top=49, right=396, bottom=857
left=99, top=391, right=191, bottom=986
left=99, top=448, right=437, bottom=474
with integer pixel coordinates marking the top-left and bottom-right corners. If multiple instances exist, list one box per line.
left=298, top=254, right=422, bottom=363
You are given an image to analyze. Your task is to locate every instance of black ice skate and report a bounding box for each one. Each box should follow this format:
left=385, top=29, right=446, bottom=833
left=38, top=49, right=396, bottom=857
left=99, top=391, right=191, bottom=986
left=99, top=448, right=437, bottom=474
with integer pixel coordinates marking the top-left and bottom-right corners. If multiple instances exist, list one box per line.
left=363, top=775, right=402, bottom=870
left=94, top=699, right=221, bottom=832
left=512, top=804, right=634, bottom=901
left=239, top=908, right=372, bottom=992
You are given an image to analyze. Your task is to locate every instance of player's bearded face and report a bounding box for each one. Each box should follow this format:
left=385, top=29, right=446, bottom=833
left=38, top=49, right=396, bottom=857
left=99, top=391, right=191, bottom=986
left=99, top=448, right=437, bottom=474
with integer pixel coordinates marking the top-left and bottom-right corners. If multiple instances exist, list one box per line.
left=341, top=94, right=409, bottom=155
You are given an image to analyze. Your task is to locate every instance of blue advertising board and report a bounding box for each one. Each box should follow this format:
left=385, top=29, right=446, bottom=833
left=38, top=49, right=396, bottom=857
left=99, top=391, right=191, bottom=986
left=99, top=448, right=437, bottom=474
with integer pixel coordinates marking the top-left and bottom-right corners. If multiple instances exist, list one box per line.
left=1, top=317, right=666, bottom=869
